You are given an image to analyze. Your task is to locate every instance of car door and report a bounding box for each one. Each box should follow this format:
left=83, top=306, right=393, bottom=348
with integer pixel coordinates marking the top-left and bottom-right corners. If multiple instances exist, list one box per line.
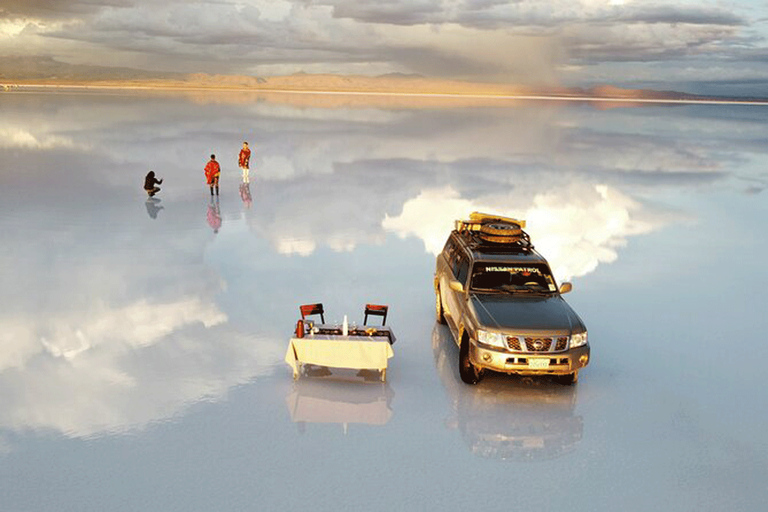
left=445, top=250, right=470, bottom=337
left=438, top=238, right=456, bottom=323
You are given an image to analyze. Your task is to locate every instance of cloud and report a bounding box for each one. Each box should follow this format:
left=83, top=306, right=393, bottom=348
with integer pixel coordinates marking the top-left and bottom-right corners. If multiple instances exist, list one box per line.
left=0, top=0, right=132, bottom=20
left=0, top=127, right=83, bottom=150
left=2, top=0, right=763, bottom=90
left=381, top=183, right=660, bottom=282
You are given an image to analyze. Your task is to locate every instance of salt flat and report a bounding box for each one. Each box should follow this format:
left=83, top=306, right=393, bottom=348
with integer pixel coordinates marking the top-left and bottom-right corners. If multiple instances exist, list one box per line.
left=0, top=91, right=766, bottom=511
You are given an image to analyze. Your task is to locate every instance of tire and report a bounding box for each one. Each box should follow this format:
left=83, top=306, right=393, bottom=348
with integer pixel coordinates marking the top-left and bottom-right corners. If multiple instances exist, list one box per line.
left=480, top=222, right=522, bottom=237
left=478, top=233, right=522, bottom=244
left=435, top=286, right=446, bottom=324
left=556, top=371, right=579, bottom=386
left=459, top=336, right=483, bottom=384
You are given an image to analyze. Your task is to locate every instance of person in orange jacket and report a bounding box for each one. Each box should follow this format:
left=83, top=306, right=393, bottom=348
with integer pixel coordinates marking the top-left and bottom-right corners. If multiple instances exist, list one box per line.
left=238, top=141, right=251, bottom=183
left=204, top=154, right=221, bottom=196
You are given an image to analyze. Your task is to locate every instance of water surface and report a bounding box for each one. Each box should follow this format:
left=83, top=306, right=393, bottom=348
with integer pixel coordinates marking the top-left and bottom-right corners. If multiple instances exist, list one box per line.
left=1, top=90, right=767, bottom=511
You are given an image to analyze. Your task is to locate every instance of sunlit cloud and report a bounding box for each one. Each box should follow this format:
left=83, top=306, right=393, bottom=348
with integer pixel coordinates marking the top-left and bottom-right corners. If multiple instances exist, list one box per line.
left=383, top=183, right=660, bottom=282
left=0, top=19, right=27, bottom=38
left=1, top=0, right=764, bottom=94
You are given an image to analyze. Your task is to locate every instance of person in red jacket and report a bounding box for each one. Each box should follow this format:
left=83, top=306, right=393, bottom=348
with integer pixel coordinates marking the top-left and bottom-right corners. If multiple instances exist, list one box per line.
left=238, top=141, right=251, bottom=183
left=204, top=154, right=221, bottom=196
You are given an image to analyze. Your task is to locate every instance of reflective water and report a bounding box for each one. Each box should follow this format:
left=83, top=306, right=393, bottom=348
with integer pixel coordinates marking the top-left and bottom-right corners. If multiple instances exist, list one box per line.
left=1, top=90, right=767, bottom=511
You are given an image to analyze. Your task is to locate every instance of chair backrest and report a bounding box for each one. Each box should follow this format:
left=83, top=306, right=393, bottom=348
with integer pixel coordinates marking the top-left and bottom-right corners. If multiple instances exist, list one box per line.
left=364, top=304, right=388, bottom=326
left=300, top=303, right=325, bottom=323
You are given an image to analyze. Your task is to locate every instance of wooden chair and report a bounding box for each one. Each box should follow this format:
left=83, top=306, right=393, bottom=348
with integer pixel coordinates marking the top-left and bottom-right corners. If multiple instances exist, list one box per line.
left=300, top=303, right=325, bottom=324
left=363, top=304, right=388, bottom=326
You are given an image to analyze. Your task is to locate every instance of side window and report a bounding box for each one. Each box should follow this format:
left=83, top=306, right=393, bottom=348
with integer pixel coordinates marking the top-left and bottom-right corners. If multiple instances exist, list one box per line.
left=442, top=238, right=454, bottom=257
left=456, top=255, right=470, bottom=284
left=450, top=251, right=461, bottom=277
left=451, top=250, right=469, bottom=282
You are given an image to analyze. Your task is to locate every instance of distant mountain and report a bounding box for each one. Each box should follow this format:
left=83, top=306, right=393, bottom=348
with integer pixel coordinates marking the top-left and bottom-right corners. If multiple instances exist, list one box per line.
left=0, top=56, right=180, bottom=81
left=2, top=57, right=765, bottom=103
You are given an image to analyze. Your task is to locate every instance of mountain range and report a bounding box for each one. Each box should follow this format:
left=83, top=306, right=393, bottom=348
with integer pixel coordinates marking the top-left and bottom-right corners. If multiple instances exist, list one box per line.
left=2, top=56, right=765, bottom=103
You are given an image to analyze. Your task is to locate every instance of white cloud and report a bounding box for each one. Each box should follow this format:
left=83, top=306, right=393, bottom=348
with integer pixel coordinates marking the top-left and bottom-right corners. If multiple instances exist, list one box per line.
left=383, top=183, right=660, bottom=282
left=2, top=0, right=762, bottom=91
left=0, top=127, right=83, bottom=150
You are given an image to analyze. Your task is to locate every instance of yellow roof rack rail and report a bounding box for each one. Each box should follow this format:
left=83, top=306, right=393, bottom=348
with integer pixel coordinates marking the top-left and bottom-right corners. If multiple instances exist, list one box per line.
left=469, top=212, right=526, bottom=228
left=455, top=212, right=526, bottom=232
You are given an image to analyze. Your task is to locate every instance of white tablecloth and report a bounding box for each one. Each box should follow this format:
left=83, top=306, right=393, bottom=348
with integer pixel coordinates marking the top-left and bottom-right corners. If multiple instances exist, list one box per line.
left=285, top=334, right=394, bottom=377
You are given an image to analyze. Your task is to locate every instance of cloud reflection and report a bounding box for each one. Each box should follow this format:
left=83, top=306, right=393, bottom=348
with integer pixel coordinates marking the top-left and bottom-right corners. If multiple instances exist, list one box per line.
left=1, top=91, right=762, bottom=443
left=383, top=182, right=658, bottom=281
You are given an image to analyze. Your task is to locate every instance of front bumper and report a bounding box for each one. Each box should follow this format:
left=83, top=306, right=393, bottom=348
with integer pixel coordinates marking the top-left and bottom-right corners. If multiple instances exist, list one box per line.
left=470, top=342, right=590, bottom=376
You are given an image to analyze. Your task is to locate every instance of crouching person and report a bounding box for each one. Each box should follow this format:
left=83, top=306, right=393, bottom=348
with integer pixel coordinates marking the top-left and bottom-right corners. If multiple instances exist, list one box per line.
left=144, top=170, right=163, bottom=197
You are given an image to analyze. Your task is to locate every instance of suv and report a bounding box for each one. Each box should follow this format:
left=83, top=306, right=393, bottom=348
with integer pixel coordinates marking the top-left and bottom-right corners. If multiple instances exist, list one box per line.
left=434, top=213, right=590, bottom=385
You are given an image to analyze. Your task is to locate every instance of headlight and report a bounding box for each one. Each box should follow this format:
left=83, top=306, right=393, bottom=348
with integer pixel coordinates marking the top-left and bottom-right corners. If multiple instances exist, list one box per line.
left=570, top=331, right=588, bottom=348
left=477, top=330, right=506, bottom=349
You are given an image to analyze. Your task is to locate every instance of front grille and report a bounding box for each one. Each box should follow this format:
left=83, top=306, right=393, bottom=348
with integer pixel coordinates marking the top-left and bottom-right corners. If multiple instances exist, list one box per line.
left=506, top=335, right=570, bottom=352
left=524, top=337, right=552, bottom=351
left=506, top=336, right=521, bottom=350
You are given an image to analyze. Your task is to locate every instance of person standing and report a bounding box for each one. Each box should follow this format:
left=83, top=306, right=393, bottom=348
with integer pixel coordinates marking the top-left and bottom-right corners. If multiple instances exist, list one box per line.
left=238, top=141, right=251, bottom=183
left=204, top=154, right=221, bottom=196
left=143, top=170, right=163, bottom=197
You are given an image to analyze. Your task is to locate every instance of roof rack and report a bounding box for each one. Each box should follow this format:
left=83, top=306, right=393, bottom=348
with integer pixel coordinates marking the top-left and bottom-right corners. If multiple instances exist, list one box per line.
left=455, top=212, right=534, bottom=252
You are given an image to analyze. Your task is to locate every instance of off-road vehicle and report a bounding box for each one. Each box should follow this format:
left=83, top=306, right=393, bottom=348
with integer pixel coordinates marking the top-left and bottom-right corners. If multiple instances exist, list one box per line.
left=434, top=212, right=590, bottom=385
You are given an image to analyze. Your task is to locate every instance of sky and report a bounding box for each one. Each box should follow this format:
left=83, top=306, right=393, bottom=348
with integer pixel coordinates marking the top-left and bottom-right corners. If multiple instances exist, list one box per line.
left=1, top=1, right=768, bottom=95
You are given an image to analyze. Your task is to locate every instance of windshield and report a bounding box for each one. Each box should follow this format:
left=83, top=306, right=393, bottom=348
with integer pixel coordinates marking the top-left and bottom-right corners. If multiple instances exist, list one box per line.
left=470, top=263, right=557, bottom=294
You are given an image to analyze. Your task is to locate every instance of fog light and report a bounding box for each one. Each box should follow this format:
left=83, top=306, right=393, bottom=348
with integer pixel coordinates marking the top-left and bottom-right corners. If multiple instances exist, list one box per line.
left=482, top=353, right=492, bottom=362
left=579, top=355, right=589, bottom=365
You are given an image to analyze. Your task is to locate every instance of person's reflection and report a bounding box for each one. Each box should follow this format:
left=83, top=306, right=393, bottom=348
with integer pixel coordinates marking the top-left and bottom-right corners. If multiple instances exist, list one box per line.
left=207, top=197, right=222, bottom=234
left=145, top=197, right=164, bottom=219
left=239, top=182, right=252, bottom=209
left=432, top=324, right=583, bottom=461
left=285, top=372, right=394, bottom=434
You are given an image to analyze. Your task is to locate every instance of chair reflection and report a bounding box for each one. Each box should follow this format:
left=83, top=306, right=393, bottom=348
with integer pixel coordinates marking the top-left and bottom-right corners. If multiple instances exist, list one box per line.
left=285, top=371, right=394, bottom=434
left=431, top=324, right=583, bottom=461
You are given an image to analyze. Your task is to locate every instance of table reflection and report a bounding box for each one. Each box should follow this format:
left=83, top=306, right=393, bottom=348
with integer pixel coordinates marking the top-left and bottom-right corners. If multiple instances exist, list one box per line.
left=285, top=372, right=394, bottom=433
left=432, top=324, right=583, bottom=461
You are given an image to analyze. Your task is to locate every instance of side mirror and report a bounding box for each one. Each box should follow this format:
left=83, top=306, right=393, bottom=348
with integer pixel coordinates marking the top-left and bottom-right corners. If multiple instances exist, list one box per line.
left=449, top=280, right=465, bottom=293
left=559, top=282, right=572, bottom=294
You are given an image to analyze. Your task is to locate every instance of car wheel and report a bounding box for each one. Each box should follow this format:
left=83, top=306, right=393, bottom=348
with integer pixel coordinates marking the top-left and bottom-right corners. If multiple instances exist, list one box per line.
left=556, top=371, right=579, bottom=385
left=459, top=336, right=483, bottom=384
left=435, top=286, right=446, bottom=324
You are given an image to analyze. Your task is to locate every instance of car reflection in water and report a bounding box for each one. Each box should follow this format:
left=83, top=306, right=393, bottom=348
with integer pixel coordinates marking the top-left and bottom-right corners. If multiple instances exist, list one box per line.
left=432, top=324, right=583, bottom=461
left=285, top=370, right=395, bottom=434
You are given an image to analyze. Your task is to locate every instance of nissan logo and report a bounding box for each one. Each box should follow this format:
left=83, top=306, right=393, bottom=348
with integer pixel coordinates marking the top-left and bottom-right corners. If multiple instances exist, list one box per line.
left=533, top=340, right=544, bottom=350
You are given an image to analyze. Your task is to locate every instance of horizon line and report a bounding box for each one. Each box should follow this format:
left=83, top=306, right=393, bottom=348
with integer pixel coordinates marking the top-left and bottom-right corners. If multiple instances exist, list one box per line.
left=3, top=82, right=768, bottom=106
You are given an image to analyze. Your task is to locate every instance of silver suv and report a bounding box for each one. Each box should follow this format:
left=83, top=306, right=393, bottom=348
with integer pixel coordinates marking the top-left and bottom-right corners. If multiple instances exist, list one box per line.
left=434, top=213, right=590, bottom=385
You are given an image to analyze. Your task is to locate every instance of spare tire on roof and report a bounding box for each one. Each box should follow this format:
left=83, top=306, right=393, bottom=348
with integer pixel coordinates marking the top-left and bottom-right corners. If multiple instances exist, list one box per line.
left=478, top=233, right=522, bottom=244
left=479, top=222, right=523, bottom=237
